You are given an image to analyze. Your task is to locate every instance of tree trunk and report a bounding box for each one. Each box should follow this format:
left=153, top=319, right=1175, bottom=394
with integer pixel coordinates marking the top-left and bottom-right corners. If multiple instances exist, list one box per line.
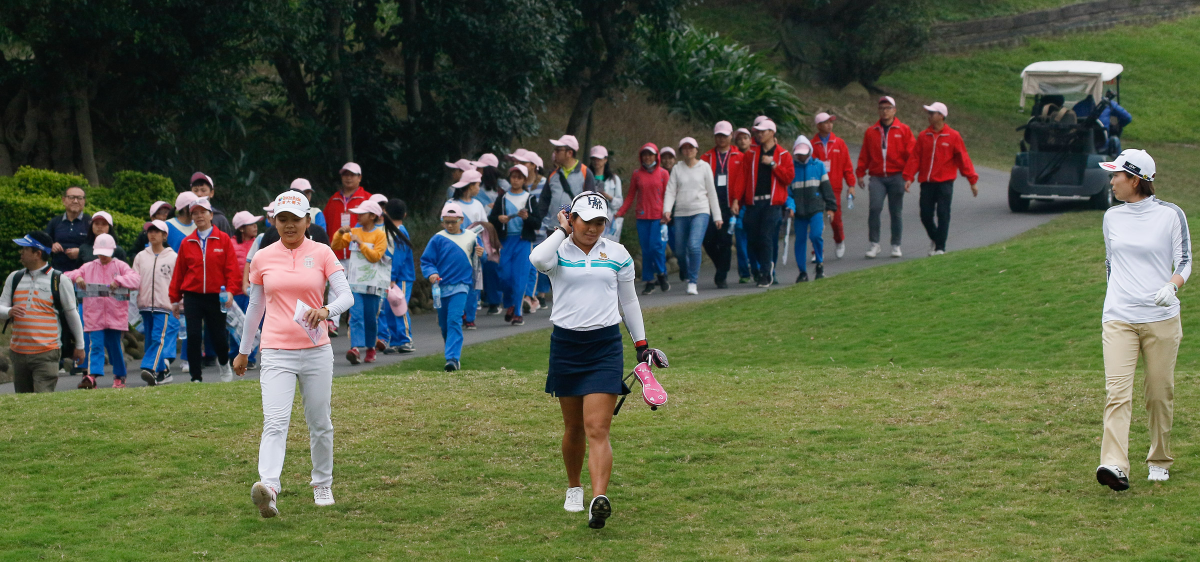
left=73, top=86, right=99, bottom=186
left=327, top=6, right=353, bottom=162
left=49, top=101, right=75, bottom=174
left=401, top=0, right=421, bottom=115
left=566, top=15, right=624, bottom=135
left=582, top=106, right=594, bottom=160
left=273, top=55, right=318, bottom=122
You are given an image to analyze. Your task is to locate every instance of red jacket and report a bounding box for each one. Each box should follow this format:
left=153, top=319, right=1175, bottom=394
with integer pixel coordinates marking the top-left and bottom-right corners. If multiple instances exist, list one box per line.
left=169, top=228, right=240, bottom=303
left=811, top=133, right=856, bottom=190
left=700, top=146, right=743, bottom=207
left=903, top=124, right=979, bottom=185
left=616, top=143, right=671, bottom=221
left=733, top=141, right=794, bottom=207
left=324, top=186, right=372, bottom=259
left=856, top=118, right=915, bottom=178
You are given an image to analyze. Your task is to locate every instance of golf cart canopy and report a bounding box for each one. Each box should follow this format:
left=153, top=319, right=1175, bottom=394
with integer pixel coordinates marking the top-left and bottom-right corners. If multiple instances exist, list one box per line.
left=1020, top=61, right=1124, bottom=109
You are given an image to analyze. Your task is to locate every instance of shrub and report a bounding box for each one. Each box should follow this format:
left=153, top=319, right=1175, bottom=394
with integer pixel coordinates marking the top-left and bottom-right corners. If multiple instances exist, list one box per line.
left=8, top=166, right=88, bottom=198
left=91, top=171, right=178, bottom=219
left=635, top=23, right=806, bottom=137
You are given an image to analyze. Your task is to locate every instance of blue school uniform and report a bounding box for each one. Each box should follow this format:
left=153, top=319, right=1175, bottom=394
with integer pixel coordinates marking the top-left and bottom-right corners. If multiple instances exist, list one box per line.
left=420, top=229, right=482, bottom=362
left=378, top=225, right=415, bottom=347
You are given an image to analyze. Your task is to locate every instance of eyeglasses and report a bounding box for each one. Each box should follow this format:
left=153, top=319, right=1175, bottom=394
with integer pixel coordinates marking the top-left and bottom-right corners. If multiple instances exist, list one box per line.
left=442, top=219, right=460, bottom=224
left=65, top=195, right=85, bottom=201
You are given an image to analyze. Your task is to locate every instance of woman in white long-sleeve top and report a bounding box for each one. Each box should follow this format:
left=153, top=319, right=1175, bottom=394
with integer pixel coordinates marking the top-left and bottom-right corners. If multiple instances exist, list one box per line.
left=662, top=137, right=723, bottom=295
left=1095, top=149, right=1190, bottom=491
left=529, top=191, right=669, bottom=529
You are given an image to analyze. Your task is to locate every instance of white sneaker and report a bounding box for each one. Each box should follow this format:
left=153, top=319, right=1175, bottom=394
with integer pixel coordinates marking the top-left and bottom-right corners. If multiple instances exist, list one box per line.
left=1148, top=466, right=1170, bottom=481
left=865, top=243, right=881, bottom=259
left=251, top=482, right=279, bottom=518
left=933, top=250, right=945, bottom=256
left=219, top=362, right=234, bottom=382
left=564, top=487, right=584, bottom=512
left=835, top=242, right=845, bottom=259
left=181, top=361, right=190, bottom=374
left=686, top=283, right=698, bottom=295
left=313, top=485, right=335, bottom=506
left=890, top=245, right=903, bottom=258
left=928, top=241, right=937, bottom=257
left=810, top=253, right=816, bottom=263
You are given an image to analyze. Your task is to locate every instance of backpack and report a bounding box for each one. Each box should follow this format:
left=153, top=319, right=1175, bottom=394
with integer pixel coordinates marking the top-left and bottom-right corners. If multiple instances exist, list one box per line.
left=2, top=269, right=75, bottom=354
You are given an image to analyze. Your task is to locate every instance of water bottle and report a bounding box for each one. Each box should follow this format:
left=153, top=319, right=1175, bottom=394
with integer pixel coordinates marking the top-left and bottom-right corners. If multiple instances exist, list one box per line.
left=660, top=224, right=668, bottom=243
left=219, top=285, right=230, bottom=312
left=431, top=283, right=442, bottom=309
left=178, top=316, right=187, bottom=341
left=847, top=193, right=855, bottom=210
left=468, top=223, right=485, bottom=235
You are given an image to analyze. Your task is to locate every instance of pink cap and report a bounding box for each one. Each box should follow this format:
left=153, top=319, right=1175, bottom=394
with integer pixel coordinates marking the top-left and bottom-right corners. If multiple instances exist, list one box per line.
left=340, top=162, right=362, bottom=175
left=923, top=102, right=948, bottom=117
left=589, top=145, right=608, bottom=159
left=441, top=201, right=465, bottom=219
left=473, top=153, right=500, bottom=168
left=639, top=143, right=658, bottom=155
left=507, top=149, right=530, bottom=162
left=348, top=200, right=383, bottom=217
left=91, top=211, right=114, bottom=227
left=753, top=120, right=777, bottom=132
left=262, top=201, right=276, bottom=214
left=190, top=196, right=213, bottom=213
left=148, top=220, right=169, bottom=233
left=149, top=200, right=171, bottom=217
left=290, top=178, right=313, bottom=192
left=878, top=95, right=896, bottom=107
left=174, top=191, right=198, bottom=211
left=525, top=151, right=544, bottom=169
left=189, top=172, right=213, bottom=188
left=93, top=233, right=117, bottom=257
left=753, top=115, right=769, bottom=126
left=679, top=137, right=698, bottom=149
left=793, top=142, right=811, bottom=155
left=549, top=135, right=580, bottom=152
left=735, top=127, right=751, bottom=137
left=444, top=158, right=476, bottom=172
left=509, top=163, right=529, bottom=178
left=452, top=169, right=483, bottom=188
left=814, top=112, right=836, bottom=125
left=232, top=211, right=263, bottom=230
left=660, top=147, right=676, bottom=157
left=713, top=121, right=733, bottom=136
left=369, top=193, right=388, bottom=205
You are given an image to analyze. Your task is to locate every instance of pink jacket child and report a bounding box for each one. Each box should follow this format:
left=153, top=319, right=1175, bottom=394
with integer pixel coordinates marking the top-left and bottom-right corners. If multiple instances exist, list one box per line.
left=65, top=234, right=141, bottom=331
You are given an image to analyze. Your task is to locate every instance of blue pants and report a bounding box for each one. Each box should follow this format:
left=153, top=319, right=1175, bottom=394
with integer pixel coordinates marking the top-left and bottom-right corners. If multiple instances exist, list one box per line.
left=500, top=238, right=533, bottom=311
left=350, top=293, right=382, bottom=349
left=481, top=261, right=502, bottom=306
left=794, top=213, right=825, bottom=272
left=437, top=291, right=468, bottom=362
left=140, top=311, right=178, bottom=373
left=88, top=329, right=126, bottom=377
left=735, top=208, right=757, bottom=279
left=672, top=213, right=709, bottom=284
left=667, top=221, right=681, bottom=276
left=377, top=281, right=413, bottom=347
left=636, top=219, right=667, bottom=281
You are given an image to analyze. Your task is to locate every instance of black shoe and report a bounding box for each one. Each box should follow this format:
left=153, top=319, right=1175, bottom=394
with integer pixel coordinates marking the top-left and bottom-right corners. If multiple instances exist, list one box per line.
left=203, top=357, right=217, bottom=367
left=486, top=305, right=500, bottom=315
left=815, top=263, right=825, bottom=280
left=588, top=495, right=612, bottom=529
left=504, top=308, right=514, bottom=323
left=715, top=280, right=728, bottom=289
left=657, top=274, right=670, bottom=292
left=755, top=277, right=771, bottom=288
left=537, top=296, right=547, bottom=308
left=141, top=369, right=157, bottom=386
left=444, top=360, right=460, bottom=372
left=1096, top=465, right=1130, bottom=491
left=796, top=272, right=809, bottom=283
left=642, top=283, right=655, bottom=295
left=397, top=342, right=415, bottom=353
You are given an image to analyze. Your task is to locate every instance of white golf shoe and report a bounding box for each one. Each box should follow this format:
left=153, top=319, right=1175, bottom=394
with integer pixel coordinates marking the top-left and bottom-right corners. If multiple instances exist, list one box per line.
left=890, top=245, right=903, bottom=258
left=314, top=485, right=335, bottom=506
left=564, top=487, right=584, bottom=512
left=251, top=482, right=279, bottom=518
left=686, top=283, right=698, bottom=295
left=1148, top=466, right=1170, bottom=481
left=835, top=242, right=845, bottom=259
left=219, top=362, right=234, bottom=382
left=865, top=243, right=881, bottom=259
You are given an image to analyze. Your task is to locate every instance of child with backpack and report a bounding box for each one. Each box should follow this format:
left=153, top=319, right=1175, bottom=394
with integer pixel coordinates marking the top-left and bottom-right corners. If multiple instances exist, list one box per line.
left=377, top=198, right=416, bottom=354
left=420, top=202, right=484, bottom=372
left=65, top=234, right=141, bottom=389
left=488, top=163, right=543, bottom=326
left=332, top=200, right=390, bottom=365
left=132, top=220, right=178, bottom=385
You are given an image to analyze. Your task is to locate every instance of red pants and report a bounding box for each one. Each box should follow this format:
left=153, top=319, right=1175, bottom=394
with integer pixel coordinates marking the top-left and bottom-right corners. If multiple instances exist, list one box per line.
left=830, top=184, right=845, bottom=243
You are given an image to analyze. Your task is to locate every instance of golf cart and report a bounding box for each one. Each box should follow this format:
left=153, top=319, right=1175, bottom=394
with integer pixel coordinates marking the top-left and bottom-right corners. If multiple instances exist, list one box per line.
left=1009, top=60, right=1124, bottom=212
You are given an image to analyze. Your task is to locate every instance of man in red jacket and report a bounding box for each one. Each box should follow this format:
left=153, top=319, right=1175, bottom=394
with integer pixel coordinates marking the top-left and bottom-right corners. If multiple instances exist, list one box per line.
left=701, top=121, right=743, bottom=288
left=323, top=162, right=371, bottom=335
left=903, top=102, right=979, bottom=256
left=617, top=143, right=672, bottom=294
left=733, top=119, right=794, bottom=288
left=168, top=197, right=240, bottom=383
left=811, top=112, right=857, bottom=259
left=856, top=96, right=915, bottom=259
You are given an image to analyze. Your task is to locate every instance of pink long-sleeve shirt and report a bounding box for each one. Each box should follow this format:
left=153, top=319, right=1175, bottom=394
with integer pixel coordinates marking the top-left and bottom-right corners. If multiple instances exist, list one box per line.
left=65, top=258, right=141, bottom=331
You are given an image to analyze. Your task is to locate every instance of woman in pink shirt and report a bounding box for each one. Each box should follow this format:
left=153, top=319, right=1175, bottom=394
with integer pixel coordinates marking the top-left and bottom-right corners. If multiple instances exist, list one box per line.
left=233, top=191, right=353, bottom=519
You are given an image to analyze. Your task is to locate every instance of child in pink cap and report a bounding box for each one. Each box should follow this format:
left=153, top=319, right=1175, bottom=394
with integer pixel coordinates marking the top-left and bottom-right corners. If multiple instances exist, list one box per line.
left=331, top=199, right=390, bottom=364
left=65, top=233, right=141, bottom=389
left=420, top=201, right=484, bottom=371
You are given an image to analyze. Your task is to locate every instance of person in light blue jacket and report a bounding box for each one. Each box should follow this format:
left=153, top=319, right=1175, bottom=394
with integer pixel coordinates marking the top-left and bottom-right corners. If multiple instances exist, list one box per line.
left=419, top=201, right=484, bottom=372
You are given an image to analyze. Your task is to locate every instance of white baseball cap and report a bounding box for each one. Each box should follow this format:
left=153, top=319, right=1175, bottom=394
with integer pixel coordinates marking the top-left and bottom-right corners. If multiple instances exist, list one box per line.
left=814, top=112, right=836, bottom=125
left=232, top=211, right=263, bottom=230
left=589, top=145, right=608, bottom=159
left=713, top=121, right=733, bottom=136
left=679, top=137, right=698, bottom=149
left=369, top=193, right=388, bottom=205
left=753, top=115, right=769, bottom=126
left=753, top=120, right=777, bottom=132
left=290, top=178, right=313, bottom=193
left=659, top=147, right=676, bottom=157
left=91, top=211, right=114, bottom=227
left=1100, top=149, right=1156, bottom=181
left=570, top=191, right=610, bottom=223
left=190, top=197, right=213, bottom=213
left=272, top=190, right=310, bottom=218
left=340, top=162, right=362, bottom=175
left=735, top=127, right=751, bottom=138
left=148, top=220, right=169, bottom=233
left=452, top=169, right=483, bottom=188
left=348, top=200, right=383, bottom=216
left=174, top=191, right=198, bottom=211
left=549, top=135, right=580, bottom=152
left=878, top=95, right=896, bottom=107
left=923, top=102, right=948, bottom=117
left=93, top=234, right=117, bottom=257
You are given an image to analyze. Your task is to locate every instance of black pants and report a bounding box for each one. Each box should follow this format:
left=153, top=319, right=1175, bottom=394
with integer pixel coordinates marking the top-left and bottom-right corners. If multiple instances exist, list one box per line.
left=742, top=203, right=782, bottom=284
left=703, top=206, right=733, bottom=284
left=919, top=181, right=954, bottom=251
left=183, top=291, right=228, bottom=381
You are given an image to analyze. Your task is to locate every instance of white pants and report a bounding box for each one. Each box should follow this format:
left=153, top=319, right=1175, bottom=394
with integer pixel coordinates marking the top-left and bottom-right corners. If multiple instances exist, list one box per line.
left=258, top=345, right=334, bottom=490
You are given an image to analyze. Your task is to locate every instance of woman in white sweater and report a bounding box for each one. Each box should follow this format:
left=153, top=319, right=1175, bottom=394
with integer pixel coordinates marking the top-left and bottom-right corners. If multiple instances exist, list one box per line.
left=663, top=137, right=723, bottom=294
left=1095, top=149, right=1190, bottom=492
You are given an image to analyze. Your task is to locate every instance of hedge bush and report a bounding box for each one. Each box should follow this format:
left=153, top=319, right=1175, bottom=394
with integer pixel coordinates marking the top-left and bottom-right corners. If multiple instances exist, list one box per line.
left=7, top=166, right=88, bottom=198
left=92, top=171, right=178, bottom=219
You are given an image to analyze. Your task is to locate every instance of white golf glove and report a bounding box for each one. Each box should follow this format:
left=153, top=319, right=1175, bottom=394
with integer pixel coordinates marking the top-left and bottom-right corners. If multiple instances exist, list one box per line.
left=1154, top=283, right=1179, bottom=307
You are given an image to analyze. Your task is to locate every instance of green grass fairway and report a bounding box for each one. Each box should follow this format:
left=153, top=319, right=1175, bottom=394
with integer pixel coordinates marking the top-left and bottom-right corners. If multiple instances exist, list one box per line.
left=4, top=365, right=1200, bottom=561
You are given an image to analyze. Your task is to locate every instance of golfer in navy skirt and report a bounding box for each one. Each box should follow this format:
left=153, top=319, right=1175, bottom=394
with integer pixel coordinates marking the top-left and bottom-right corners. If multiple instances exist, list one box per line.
left=530, top=191, right=668, bottom=529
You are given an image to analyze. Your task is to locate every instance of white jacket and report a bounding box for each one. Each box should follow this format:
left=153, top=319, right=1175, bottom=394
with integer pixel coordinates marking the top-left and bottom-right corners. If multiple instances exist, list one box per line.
left=663, top=160, right=722, bottom=221
left=1103, top=196, right=1191, bottom=324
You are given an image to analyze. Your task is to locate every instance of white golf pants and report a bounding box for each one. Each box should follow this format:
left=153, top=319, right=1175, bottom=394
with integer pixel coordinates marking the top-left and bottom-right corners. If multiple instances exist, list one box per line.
left=258, top=344, right=334, bottom=490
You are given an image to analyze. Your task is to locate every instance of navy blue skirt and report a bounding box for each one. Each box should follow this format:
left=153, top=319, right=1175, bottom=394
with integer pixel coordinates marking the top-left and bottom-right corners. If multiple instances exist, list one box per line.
left=546, top=325, right=631, bottom=397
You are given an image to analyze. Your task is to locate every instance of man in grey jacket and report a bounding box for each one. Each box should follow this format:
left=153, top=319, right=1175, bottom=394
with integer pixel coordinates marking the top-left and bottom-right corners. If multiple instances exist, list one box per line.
left=538, top=135, right=598, bottom=233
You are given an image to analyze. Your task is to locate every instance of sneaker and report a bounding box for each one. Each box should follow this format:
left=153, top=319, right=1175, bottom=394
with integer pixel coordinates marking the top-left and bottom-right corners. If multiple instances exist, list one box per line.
left=464, top=321, right=477, bottom=330
left=865, top=243, right=881, bottom=259
left=397, top=342, right=415, bottom=353
left=444, top=360, right=460, bottom=372
left=327, top=320, right=339, bottom=337
left=835, top=242, right=845, bottom=259
left=796, top=271, right=809, bottom=283
left=218, top=363, right=233, bottom=382
left=738, top=277, right=751, bottom=284
left=526, top=296, right=541, bottom=314
left=564, top=487, right=585, bottom=512
left=375, top=339, right=388, bottom=351
left=686, top=283, right=698, bottom=295
left=78, top=374, right=97, bottom=389
left=642, top=283, right=655, bottom=295
left=181, top=361, right=190, bottom=374
left=933, top=250, right=945, bottom=256
left=251, top=482, right=279, bottom=518
left=382, top=346, right=398, bottom=355
left=112, top=377, right=127, bottom=389
left=890, top=245, right=902, bottom=258
left=346, top=348, right=361, bottom=365
left=364, top=348, right=377, bottom=363
left=815, top=263, right=825, bottom=280
left=588, top=495, right=612, bottom=529
left=928, top=241, right=937, bottom=257
left=657, top=274, right=670, bottom=293
left=247, top=361, right=258, bottom=370
left=537, top=295, right=547, bottom=309
left=191, top=378, right=203, bottom=383
left=810, top=252, right=817, bottom=263
left=1148, top=466, right=1170, bottom=481
left=504, top=307, right=514, bottom=323
left=141, top=369, right=157, bottom=387
left=159, top=373, right=174, bottom=384
left=512, top=316, right=525, bottom=326
left=313, top=485, right=335, bottom=506
left=755, top=277, right=771, bottom=289
left=1096, top=464, right=1130, bottom=491
left=715, top=280, right=728, bottom=289
left=486, top=305, right=500, bottom=315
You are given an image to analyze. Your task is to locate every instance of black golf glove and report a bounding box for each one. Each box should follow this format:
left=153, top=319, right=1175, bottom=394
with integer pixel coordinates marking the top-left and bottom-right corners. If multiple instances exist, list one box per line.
left=636, top=344, right=669, bottom=368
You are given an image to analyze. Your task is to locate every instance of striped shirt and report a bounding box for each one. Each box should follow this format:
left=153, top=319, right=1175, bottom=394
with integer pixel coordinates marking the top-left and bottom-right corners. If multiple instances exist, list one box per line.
left=0, top=265, right=84, bottom=354
left=532, top=232, right=635, bottom=331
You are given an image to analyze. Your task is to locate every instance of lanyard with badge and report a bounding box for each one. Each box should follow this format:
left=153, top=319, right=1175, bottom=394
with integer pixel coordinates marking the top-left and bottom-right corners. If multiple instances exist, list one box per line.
left=713, top=150, right=730, bottom=188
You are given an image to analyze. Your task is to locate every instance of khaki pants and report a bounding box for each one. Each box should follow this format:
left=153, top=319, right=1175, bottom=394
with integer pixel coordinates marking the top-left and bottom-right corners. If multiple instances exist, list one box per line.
left=1101, top=316, right=1182, bottom=473
left=9, top=348, right=61, bottom=394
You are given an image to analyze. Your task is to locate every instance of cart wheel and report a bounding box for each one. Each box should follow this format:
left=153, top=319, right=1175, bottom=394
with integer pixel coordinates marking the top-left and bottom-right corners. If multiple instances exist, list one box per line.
left=1008, top=186, right=1030, bottom=213
left=1090, top=186, right=1114, bottom=210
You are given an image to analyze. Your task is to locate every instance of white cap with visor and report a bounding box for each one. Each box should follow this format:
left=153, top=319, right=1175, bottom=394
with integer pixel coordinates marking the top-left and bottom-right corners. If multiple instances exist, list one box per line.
left=570, top=191, right=610, bottom=223
left=272, top=190, right=310, bottom=218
